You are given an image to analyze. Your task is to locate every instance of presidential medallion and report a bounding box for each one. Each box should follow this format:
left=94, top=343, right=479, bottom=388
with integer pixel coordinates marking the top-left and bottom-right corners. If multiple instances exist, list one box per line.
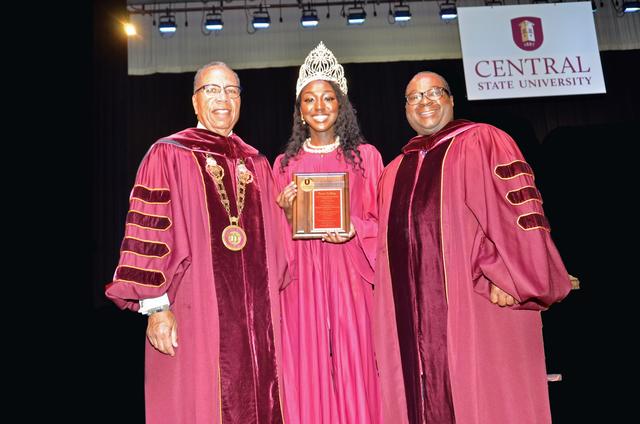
left=221, top=224, right=247, bottom=251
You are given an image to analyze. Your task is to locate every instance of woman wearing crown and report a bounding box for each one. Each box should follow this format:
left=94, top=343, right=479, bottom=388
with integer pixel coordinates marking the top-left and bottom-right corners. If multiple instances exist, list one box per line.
left=273, top=42, right=383, bottom=424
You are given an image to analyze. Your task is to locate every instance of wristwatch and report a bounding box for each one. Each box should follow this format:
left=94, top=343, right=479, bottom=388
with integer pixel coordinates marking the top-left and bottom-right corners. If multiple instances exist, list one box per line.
left=146, top=304, right=170, bottom=316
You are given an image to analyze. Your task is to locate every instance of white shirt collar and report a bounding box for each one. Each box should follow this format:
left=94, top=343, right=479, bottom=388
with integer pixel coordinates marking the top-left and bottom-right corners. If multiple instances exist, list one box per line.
left=197, top=121, right=233, bottom=137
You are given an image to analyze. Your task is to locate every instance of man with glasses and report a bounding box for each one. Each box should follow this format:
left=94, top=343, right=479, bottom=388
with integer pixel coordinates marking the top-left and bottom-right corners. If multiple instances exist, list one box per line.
left=105, top=62, right=289, bottom=423
left=373, top=71, right=572, bottom=424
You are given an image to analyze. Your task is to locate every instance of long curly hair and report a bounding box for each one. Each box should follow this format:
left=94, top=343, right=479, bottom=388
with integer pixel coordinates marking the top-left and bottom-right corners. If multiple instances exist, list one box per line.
left=279, top=80, right=365, bottom=174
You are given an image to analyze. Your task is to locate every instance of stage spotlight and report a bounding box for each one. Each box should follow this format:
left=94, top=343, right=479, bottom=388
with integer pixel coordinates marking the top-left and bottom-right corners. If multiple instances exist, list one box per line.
left=347, top=6, right=367, bottom=25
left=252, top=6, right=271, bottom=29
left=393, top=5, right=412, bottom=23
left=439, top=2, right=457, bottom=20
left=123, top=22, right=137, bottom=36
left=205, top=12, right=223, bottom=31
left=623, top=1, right=640, bottom=12
left=301, top=8, right=319, bottom=27
left=159, top=13, right=177, bottom=35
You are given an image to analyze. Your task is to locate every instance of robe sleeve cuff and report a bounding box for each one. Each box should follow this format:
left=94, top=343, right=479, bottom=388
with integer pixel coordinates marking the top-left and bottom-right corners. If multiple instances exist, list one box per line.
left=138, top=293, right=170, bottom=315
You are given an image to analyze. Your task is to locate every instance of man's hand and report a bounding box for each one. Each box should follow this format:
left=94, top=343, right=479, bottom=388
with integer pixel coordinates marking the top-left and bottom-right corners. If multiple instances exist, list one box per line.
left=146, top=310, right=178, bottom=356
left=276, top=181, right=297, bottom=224
left=322, top=223, right=356, bottom=244
left=489, top=283, right=518, bottom=307
left=569, top=274, right=580, bottom=290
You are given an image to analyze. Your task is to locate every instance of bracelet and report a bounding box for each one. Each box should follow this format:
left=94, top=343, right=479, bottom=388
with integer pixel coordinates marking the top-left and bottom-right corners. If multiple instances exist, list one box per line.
left=146, top=304, right=170, bottom=316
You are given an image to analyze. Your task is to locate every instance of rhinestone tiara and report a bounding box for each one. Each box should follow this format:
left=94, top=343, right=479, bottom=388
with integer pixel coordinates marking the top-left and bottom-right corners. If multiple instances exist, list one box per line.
left=295, top=41, right=348, bottom=98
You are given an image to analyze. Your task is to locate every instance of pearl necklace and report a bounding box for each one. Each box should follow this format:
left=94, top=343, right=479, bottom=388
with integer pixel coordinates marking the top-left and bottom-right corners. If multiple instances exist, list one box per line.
left=302, top=136, right=341, bottom=154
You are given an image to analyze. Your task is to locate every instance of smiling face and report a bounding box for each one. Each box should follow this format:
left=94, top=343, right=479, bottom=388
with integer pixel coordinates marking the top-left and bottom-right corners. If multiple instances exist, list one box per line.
left=405, top=72, right=454, bottom=136
left=191, top=65, right=240, bottom=136
left=299, top=80, right=339, bottom=138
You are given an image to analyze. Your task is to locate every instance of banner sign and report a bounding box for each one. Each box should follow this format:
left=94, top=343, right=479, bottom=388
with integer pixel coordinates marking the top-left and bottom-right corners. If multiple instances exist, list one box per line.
left=457, top=2, right=606, bottom=100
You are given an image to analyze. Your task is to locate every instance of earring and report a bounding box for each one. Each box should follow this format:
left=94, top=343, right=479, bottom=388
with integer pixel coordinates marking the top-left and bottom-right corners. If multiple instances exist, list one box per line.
left=301, top=116, right=307, bottom=125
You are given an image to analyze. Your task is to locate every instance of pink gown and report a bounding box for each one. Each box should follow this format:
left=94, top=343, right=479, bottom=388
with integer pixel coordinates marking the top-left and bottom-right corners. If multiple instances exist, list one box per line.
left=273, top=143, right=383, bottom=424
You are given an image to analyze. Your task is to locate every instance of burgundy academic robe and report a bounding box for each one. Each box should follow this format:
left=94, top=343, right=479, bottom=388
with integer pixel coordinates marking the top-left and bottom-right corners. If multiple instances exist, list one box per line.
left=374, top=120, right=572, bottom=424
left=105, top=128, right=289, bottom=424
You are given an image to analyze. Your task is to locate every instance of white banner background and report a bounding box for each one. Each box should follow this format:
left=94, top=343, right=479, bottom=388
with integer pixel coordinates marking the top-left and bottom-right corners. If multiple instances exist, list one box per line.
left=127, top=1, right=639, bottom=75
left=458, top=2, right=606, bottom=100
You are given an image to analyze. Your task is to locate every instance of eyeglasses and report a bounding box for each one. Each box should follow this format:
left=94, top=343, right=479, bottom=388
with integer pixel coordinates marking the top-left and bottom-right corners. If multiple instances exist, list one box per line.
left=194, top=83, right=242, bottom=99
left=405, top=87, right=450, bottom=105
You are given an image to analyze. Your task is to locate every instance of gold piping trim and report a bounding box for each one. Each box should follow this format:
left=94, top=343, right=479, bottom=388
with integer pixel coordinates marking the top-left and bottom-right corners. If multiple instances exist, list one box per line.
left=130, top=198, right=172, bottom=205
left=121, top=236, right=171, bottom=259
left=516, top=212, right=550, bottom=232
left=218, top=361, right=223, bottom=424
left=493, top=159, right=534, bottom=180
left=125, top=209, right=173, bottom=231
left=134, top=184, right=170, bottom=191
left=193, top=151, right=223, bottom=423
left=505, top=185, right=543, bottom=206
left=131, top=184, right=171, bottom=205
left=440, top=137, right=456, bottom=304
left=114, top=265, right=167, bottom=287
left=383, top=156, right=404, bottom=329
left=279, top=383, right=285, bottom=424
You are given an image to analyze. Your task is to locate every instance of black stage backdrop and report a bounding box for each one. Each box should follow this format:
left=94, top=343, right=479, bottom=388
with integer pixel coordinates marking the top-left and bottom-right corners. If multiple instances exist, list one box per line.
left=91, top=0, right=637, bottom=422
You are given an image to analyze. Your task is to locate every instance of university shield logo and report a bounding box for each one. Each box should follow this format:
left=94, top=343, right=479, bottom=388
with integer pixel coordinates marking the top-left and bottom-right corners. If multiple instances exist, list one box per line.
left=511, top=16, right=544, bottom=51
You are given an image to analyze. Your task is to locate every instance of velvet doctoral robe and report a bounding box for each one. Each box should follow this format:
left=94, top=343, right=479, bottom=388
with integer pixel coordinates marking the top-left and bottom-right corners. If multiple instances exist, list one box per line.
left=105, top=128, right=289, bottom=424
left=374, top=120, right=572, bottom=424
left=273, top=144, right=383, bottom=424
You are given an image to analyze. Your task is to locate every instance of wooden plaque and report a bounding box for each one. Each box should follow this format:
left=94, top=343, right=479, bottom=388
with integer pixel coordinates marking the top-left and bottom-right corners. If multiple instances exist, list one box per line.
left=292, top=172, right=350, bottom=240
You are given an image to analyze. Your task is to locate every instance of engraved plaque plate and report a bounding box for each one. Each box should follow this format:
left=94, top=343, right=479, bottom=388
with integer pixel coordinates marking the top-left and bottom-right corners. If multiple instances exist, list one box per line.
left=292, top=173, right=350, bottom=240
